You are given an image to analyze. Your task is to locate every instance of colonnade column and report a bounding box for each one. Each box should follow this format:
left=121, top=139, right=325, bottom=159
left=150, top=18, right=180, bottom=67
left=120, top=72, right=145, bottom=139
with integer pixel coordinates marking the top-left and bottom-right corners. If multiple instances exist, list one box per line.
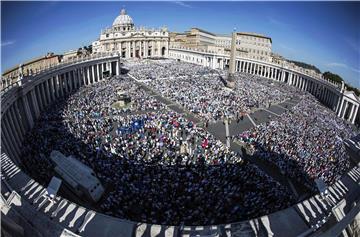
left=351, top=105, right=359, bottom=124
left=4, top=112, right=21, bottom=164
left=69, top=71, right=74, bottom=91
left=9, top=106, right=24, bottom=142
left=86, top=67, right=91, bottom=85
left=2, top=118, right=20, bottom=162
left=22, top=95, right=34, bottom=129
left=44, top=79, right=51, bottom=104
left=91, top=65, right=95, bottom=83
left=30, top=89, right=40, bottom=118
left=341, top=100, right=349, bottom=119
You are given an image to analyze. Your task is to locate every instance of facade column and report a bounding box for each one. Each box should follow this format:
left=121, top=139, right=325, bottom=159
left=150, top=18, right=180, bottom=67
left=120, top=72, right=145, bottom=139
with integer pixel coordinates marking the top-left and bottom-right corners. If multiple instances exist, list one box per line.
left=22, top=95, right=34, bottom=129
left=127, top=42, right=131, bottom=58
left=132, top=41, right=136, bottom=58
left=157, top=41, right=161, bottom=56
left=116, top=61, right=120, bottom=75
left=139, top=41, right=142, bottom=58
left=96, top=64, right=100, bottom=81
left=109, top=62, right=113, bottom=76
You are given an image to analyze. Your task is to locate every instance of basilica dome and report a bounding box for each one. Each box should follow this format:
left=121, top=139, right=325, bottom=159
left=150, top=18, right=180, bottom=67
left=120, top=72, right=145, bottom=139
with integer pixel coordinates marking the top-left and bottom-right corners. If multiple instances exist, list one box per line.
left=113, top=9, right=134, bottom=26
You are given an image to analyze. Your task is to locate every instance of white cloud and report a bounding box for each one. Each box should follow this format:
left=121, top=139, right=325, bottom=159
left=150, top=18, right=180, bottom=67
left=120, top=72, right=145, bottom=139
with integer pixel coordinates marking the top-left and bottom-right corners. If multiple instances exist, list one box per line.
left=1, top=40, right=15, bottom=47
left=327, top=62, right=360, bottom=74
left=173, top=1, right=192, bottom=8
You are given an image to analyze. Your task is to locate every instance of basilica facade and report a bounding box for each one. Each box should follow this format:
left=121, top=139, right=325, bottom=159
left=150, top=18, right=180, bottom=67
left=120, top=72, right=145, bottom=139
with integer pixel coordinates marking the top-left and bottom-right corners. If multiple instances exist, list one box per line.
left=92, top=9, right=169, bottom=58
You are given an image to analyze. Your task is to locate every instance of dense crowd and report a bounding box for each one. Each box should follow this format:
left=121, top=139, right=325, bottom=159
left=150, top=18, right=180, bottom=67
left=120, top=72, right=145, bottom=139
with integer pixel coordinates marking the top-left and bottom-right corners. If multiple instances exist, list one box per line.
left=21, top=73, right=294, bottom=225
left=128, top=59, right=211, bottom=81
left=19, top=59, right=356, bottom=225
left=233, top=95, right=356, bottom=189
left=128, top=60, right=299, bottom=122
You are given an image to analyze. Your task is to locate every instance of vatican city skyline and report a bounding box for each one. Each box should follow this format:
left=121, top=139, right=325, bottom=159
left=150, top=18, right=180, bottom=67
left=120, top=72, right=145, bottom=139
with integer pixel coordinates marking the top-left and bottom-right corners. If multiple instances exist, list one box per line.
left=1, top=1, right=359, bottom=88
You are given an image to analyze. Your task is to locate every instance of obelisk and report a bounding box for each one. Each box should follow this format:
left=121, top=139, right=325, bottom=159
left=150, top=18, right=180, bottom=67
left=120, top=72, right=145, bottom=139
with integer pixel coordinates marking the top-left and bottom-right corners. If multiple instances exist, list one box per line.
left=226, top=31, right=236, bottom=88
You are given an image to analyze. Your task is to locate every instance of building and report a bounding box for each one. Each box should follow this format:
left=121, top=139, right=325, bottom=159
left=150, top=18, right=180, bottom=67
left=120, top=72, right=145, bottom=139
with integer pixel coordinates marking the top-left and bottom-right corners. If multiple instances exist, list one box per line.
left=92, top=9, right=169, bottom=58
left=62, top=47, right=92, bottom=62
left=170, top=28, right=217, bottom=49
left=170, top=29, right=272, bottom=62
left=233, top=32, right=272, bottom=62
left=62, top=49, right=80, bottom=62
left=1, top=53, right=61, bottom=90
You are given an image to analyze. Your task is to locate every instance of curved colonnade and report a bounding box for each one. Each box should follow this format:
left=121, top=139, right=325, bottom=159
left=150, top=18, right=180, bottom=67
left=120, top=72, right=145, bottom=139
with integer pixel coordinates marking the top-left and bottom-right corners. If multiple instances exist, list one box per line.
left=169, top=47, right=360, bottom=125
left=1, top=54, right=360, bottom=236
left=1, top=54, right=121, bottom=166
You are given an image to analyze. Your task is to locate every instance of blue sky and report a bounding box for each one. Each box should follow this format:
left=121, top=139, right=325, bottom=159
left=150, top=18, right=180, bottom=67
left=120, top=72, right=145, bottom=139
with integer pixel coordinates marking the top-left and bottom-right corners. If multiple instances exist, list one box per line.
left=1, top=1, right=359, bottom=88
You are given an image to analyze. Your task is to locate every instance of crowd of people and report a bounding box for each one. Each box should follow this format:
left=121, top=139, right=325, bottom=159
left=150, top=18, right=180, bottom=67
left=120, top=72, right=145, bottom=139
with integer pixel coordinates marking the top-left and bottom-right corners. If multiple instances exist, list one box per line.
left=233, top=95, right=356, bottom=189
left=128, top=60, right=298, bottom=122
left=20, top=59, right=356, bottom=226
left=21, top=72, right=294, bottom=225
left=128, top=59, right=211, bottom=81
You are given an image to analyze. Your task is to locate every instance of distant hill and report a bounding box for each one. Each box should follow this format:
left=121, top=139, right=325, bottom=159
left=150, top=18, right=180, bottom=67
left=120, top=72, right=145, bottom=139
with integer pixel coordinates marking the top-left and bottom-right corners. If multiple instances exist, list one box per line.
left=288, top=60, right=322, bottom=74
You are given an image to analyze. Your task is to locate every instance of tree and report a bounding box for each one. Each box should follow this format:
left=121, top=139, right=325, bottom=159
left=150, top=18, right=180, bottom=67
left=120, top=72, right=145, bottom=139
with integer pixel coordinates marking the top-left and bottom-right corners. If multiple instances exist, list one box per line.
left=323, top=71, right=360, bottom=96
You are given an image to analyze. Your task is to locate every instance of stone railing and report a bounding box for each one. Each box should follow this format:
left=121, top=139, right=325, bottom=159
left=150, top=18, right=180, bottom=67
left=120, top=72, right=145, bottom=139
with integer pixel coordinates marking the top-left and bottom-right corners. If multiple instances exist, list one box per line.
left=1, top=150, right=359, bottom=237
